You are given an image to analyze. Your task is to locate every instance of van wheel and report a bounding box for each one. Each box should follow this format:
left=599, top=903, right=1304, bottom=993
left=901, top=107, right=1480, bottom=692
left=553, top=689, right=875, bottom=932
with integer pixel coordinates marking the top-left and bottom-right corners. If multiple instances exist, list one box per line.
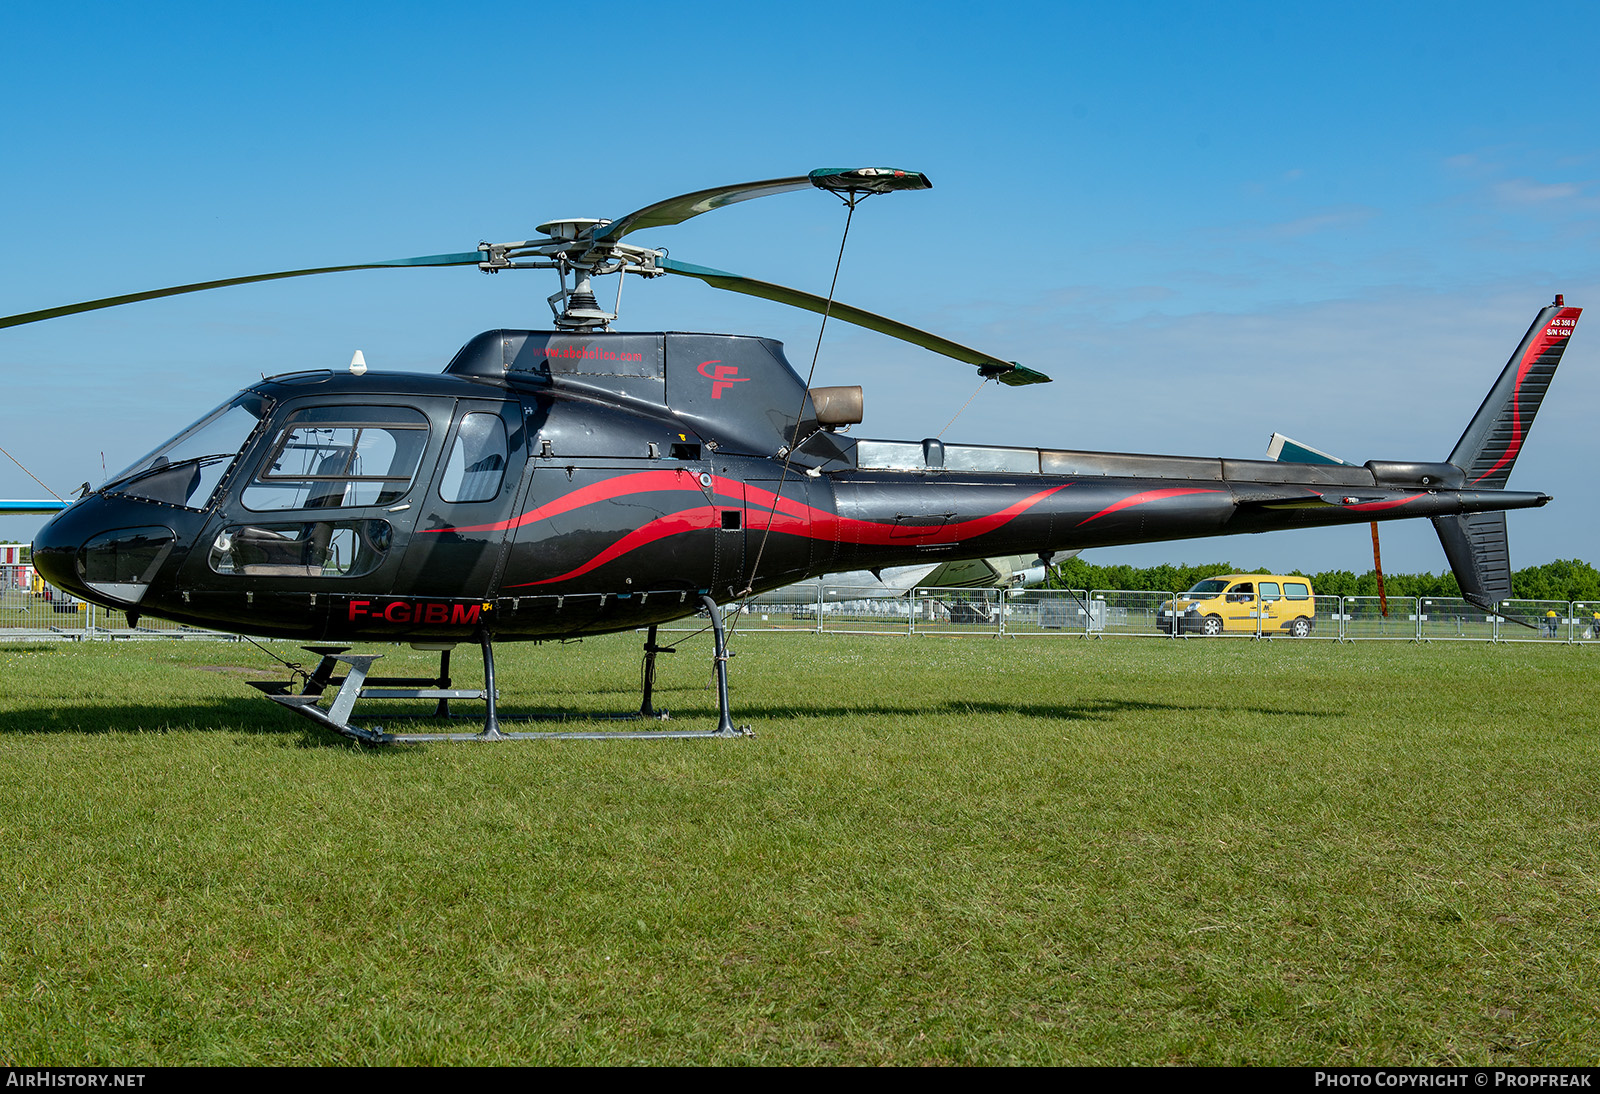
left=1201, top=615, right=1224, bottom=637
left=1290, top=617, right=1311, bottom=638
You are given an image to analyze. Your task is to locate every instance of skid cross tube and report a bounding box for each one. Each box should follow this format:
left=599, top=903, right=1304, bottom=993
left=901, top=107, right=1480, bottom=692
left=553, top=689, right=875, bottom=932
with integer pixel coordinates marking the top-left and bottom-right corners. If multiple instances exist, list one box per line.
left=257, top=627, right=752, bottom=743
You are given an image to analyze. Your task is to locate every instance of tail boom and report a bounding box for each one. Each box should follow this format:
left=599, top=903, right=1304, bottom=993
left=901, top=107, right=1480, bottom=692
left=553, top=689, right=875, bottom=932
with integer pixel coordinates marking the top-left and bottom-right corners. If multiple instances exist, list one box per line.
left=819, top=470, right=1549, bottom=574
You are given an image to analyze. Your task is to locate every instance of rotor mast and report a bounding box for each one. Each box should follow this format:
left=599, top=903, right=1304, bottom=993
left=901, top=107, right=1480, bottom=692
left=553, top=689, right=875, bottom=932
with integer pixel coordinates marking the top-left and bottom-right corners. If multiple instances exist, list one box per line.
left=478, top=217, right=667, bottom=330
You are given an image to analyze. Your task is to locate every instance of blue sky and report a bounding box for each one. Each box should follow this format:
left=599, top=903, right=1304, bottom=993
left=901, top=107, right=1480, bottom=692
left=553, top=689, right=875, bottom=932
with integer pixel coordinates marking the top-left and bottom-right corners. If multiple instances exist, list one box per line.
left=2, top=2, right=1596, bottom=574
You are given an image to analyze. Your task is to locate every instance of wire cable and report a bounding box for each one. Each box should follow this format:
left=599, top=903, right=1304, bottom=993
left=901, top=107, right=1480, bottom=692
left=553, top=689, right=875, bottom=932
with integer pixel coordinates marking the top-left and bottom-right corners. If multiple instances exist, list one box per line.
left=0, top=443, right=65, bottom=502
left=937, top=376, right=990, bottom=438
left=242, top=634, right=308, bottom=690
left=727, top=190, right=869, bottom=640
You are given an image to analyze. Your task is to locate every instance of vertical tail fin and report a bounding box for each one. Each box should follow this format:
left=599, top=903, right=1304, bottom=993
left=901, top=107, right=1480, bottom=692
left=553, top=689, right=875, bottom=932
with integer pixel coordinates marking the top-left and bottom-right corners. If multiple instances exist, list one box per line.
left=1448, top=297, right=1581, bottom=488
left=1433, top=511, right=1512, bottom=612
left=1435, top=297, right=1581, bottom=612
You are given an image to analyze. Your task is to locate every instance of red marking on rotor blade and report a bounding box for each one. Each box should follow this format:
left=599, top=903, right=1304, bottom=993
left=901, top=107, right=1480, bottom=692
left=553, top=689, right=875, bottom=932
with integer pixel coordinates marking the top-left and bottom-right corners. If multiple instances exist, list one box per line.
left=1075, top=487, right=1221, bottom=527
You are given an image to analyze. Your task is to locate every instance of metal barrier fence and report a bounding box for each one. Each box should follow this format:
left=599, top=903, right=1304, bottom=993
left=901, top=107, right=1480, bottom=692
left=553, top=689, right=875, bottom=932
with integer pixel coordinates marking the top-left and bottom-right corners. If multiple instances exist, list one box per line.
left=1003, top=588, right=1101, bottom=636
left=820, top=584, right=914, bottom=636
left=699, top=585, right=1600, bottom=644
left=912, top=588, right=1004, bottom=637
left=0, top=565, right=236, bottom=641
left=5, top=563, right=1596, bottom=645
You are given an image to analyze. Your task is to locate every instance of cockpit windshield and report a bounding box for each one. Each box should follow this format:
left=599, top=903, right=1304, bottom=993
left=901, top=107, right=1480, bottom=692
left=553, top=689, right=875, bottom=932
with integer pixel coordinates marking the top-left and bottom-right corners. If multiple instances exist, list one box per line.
left=1184, top=579, right=1231, bottom=596
left=103, top=392, right=268, bottom=510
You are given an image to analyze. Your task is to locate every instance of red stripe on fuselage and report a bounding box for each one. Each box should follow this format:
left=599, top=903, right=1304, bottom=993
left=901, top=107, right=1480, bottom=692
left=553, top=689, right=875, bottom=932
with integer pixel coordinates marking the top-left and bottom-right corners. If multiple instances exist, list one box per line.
left=1075, top=487, right=1222, bottom=526
left=745, top=481, right=1069, bottom=546
left=425, top=468, right=710, bottom=534
left=481, top=471, right=1069, bottom=587
left=439, top=471, right=1068, bottom=545
left=504, top=507, right=723, bottom=587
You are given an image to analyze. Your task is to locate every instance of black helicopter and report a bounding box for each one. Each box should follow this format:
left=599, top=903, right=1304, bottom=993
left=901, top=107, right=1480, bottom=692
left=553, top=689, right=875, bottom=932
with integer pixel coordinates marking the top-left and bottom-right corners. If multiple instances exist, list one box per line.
left=6, top=167, right=1582, bottom=742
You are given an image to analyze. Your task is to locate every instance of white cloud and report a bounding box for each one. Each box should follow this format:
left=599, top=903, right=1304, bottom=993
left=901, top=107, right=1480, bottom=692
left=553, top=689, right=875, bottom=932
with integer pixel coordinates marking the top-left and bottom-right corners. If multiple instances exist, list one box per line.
left=1492, top=177, right=1584, bottom=205
left=1265, top=205, right=1380, bottom=239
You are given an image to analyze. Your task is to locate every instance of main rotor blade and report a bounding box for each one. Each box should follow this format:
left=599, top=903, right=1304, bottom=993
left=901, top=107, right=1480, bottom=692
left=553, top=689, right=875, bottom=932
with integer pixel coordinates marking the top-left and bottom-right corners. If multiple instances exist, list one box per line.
left=590, top=167, right=933, bottom=245
left=659, top=258, right=1050, bottom=386
left=589, top=177, right=815, bottom=245
left=0, top=251, right=485, bottom=330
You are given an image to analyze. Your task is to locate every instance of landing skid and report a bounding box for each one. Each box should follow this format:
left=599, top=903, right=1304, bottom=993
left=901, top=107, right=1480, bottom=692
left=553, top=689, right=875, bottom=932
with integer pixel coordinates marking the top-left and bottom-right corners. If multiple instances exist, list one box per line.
left=252, top=600, right=753, bottom=744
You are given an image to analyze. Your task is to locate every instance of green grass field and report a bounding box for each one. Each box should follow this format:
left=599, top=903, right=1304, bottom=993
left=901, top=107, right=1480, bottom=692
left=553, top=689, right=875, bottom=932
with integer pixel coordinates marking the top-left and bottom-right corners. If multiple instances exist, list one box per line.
left=0, top=634, right=1596, bottom=1065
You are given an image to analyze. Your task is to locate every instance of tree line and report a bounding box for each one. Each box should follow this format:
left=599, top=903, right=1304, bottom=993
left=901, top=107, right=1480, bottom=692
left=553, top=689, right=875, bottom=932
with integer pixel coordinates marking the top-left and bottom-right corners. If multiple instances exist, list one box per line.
left=1046, top=557, right=1600, bottom=603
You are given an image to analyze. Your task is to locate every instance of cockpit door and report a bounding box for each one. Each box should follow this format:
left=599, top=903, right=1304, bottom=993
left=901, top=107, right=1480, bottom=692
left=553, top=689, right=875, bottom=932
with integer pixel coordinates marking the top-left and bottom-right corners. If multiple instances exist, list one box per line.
left=395, top=398, right=526, bottom=599
left=179, top=395, right=449, bottom=633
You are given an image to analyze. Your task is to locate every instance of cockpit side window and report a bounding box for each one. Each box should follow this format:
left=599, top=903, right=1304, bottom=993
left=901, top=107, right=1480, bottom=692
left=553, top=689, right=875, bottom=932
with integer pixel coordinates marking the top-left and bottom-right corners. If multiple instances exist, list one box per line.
left=241, top=406, right=429, bottom=512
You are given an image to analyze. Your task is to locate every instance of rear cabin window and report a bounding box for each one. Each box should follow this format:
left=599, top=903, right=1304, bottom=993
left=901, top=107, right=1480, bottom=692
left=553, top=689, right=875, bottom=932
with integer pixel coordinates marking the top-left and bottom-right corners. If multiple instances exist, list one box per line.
left=1285, top=582, right=1311, bottom=600
left=1260, top=582, right=1281, bottom=601
left=439, top=413, right=508, bottom=503
left=242, top=406, right=429, bottom=512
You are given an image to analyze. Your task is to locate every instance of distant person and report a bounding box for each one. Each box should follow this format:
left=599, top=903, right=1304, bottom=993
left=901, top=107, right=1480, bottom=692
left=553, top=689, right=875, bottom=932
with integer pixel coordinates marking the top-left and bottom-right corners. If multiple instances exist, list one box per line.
left=1545, top=609, right=1561, bottom=639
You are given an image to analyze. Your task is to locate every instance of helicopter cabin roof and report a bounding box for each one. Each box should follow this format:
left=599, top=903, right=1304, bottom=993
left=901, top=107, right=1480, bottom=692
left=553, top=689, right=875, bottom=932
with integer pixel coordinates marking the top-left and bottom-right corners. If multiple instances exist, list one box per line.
left=440, top=329, right=817, bottom=458
left=445, top=328, right=808, bottom=412
left=252, top=369, right=494, bottom=400
left=443, top=329, right=796, bottom=381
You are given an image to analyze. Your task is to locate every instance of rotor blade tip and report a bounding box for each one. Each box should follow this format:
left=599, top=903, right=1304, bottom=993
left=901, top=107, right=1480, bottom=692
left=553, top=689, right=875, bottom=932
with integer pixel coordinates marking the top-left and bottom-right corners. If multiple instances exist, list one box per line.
left=808, top=168, right=932, bottom=194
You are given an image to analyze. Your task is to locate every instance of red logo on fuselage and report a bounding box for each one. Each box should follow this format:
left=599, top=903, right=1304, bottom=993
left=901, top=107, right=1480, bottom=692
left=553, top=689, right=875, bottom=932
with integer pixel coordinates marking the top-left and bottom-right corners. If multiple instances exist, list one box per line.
left=697, top=359, right=750, bottom=399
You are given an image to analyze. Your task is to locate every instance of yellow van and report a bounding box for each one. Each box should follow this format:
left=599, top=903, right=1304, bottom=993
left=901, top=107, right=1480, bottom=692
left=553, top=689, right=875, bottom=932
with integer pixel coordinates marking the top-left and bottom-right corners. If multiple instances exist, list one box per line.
left=1157, top=574, right=1316, bottom=637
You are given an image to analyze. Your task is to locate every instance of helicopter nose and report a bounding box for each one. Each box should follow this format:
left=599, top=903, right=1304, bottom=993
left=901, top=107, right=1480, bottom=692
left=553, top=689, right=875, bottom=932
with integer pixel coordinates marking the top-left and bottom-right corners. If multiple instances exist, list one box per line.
left=30, top=504, right=86, bottom=594
left=32, top=501, right=177, bottom=605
